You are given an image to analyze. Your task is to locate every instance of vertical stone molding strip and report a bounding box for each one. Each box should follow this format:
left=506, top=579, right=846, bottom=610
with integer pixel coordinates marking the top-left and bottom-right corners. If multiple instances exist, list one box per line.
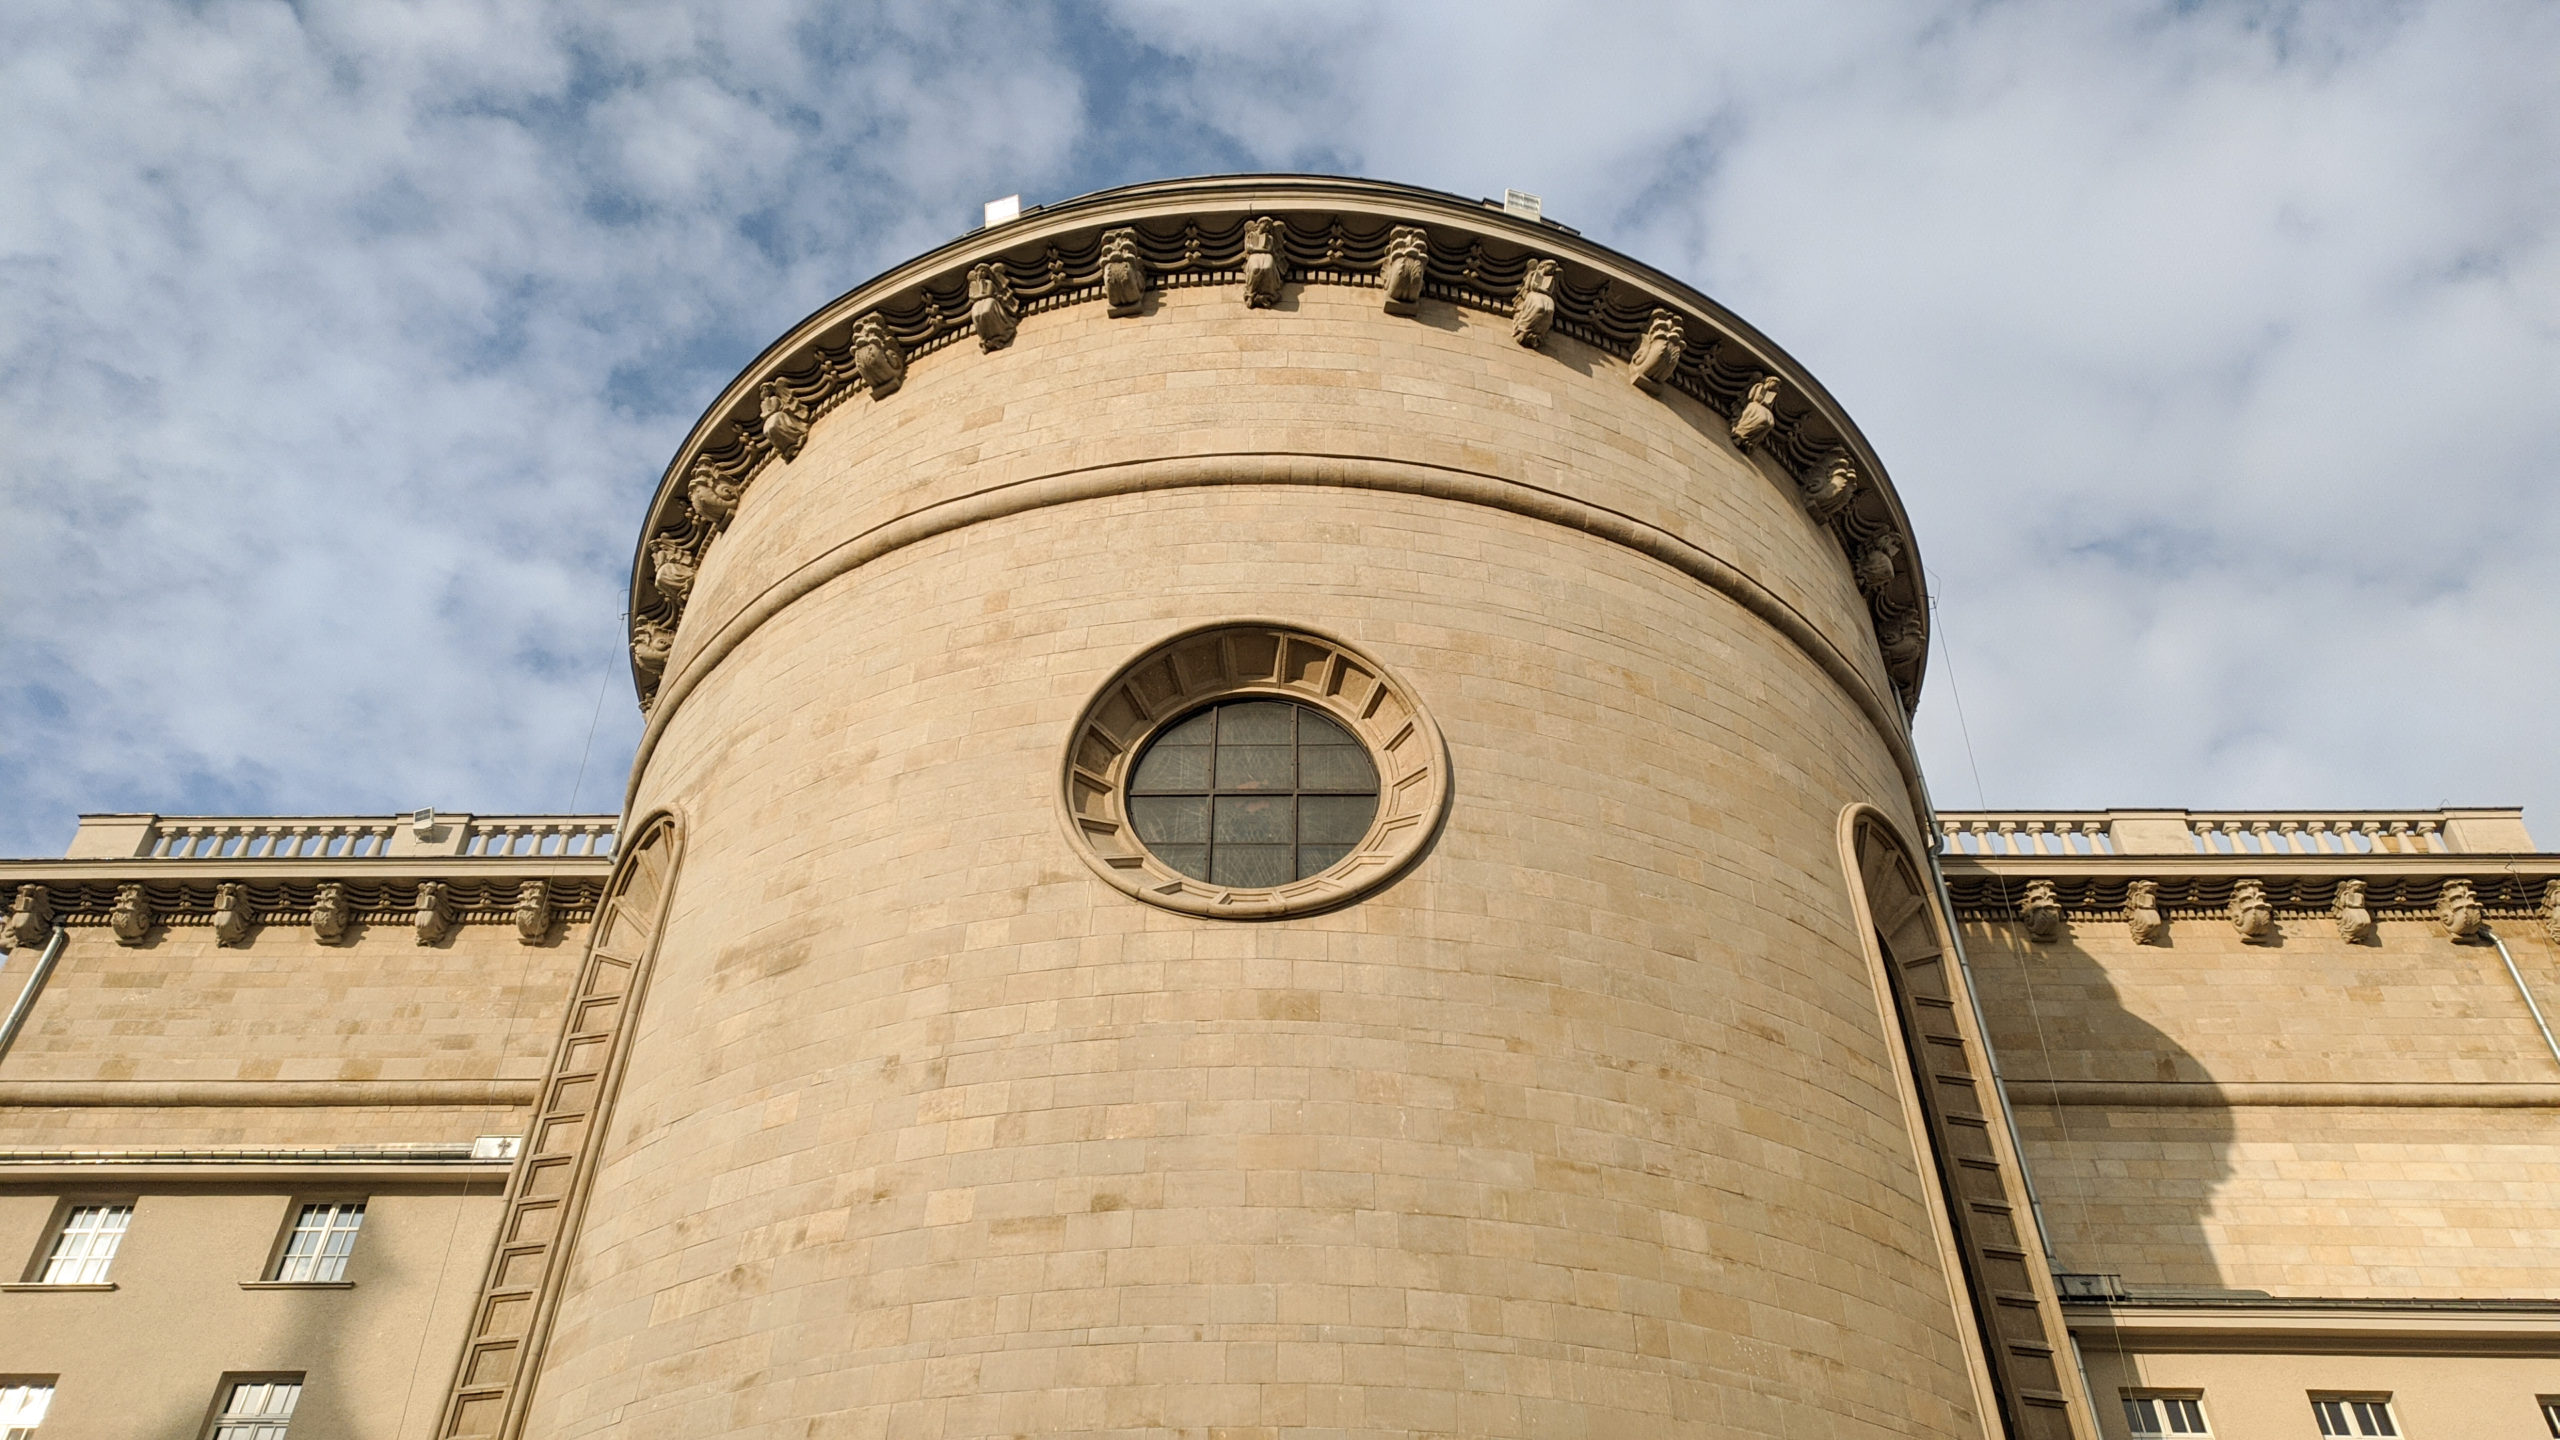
left=433, top=812, right=684, bottom=1440
left=1843, top=810, right=2096, bottom=1440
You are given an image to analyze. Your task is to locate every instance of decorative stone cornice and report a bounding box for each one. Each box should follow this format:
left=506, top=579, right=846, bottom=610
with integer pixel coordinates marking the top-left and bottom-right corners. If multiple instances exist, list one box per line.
left=0, top=874, right=606, bottom=947
left=625, top=175, right=1929, bottom=715
left=1943, top=870, right=2560, bottom=927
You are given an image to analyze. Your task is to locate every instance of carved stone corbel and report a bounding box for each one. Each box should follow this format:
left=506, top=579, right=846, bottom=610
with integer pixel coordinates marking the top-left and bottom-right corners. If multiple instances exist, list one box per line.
left=110, top=883, right=152, bottom=945
left=2331, top=879, right=2375, bottom=943
left=649, top=537, right=698, bottom=605
left=414, top=881, right=456, bottom=946
left=311, top=882, right=352, bottom=945
left=1879, top=617, right=1926, bottom=670
left=1801, top=454, right=1859, bottom=524
left=2019, top=879, right=2065, bottom=942
left=1629, top=309, right=1685, bottom=391
left=632, top=620, right=676, bottom=682
left=758, top=381, right=811, bottom=461
left=850, top=315, right=906, bottom=397
left=686, top=462, right=741, bottom=531
left=1510, top=258, right=1558, bottom=347
left=1379, top=226, right=1429, bottom=316
left=2229, top=879, right=2277, bottom=942
left=1731, top=374, right=1780, bottom=450
left=3, top=884, right=52, bottom=951
left=968, top=264, right=1019, bottom=351
left=211, top=883, right=254, bottom=947
left=514, top=879, right=552, bottom=945
left=2436, top=879, right=2485, bottom=940
left=2544, top=879, right=2560, bottom=944
left=1854, top=534, right=1904, bottom=595
left=1099, top=229, right=1145, bottom=316
left=2125, top=880, right=2165, bottom=945
left=1241, top=218, right=1285, bottom=307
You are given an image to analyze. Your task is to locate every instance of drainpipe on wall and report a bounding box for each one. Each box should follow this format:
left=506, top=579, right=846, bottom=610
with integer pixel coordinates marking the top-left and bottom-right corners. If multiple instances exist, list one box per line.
left=2482, top=926, right=2560, bottom=1071
left=0, top=926, right=68, bottom=1062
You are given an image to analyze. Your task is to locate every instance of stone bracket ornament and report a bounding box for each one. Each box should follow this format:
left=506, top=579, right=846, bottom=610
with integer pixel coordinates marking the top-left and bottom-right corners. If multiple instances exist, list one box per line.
left=1379, top=225, right=1430, bottom=316
left=648, top=537, right=698, bottom=605
left=1099, top=228, right=1145, bottom=316
left=414, top=880, right=456, bottom=946
left=311, top=882, right=352, bottom=945
left=2437, top=879, right=2485, bottom=940
left=1801, top=453, right=1859, bottom=524
left=1241, top=217, right=1285, bottom=307
left=211, top=883, right=254, bottom=947
left=514, top=879, right=553, bottom=945
left=3, top=884, right=53, bottom=951
left=2125, top=879, right=2164, bottom=945
left=2229, top=879, right=2277, bottom=943
left=1879, top=616, right=1925, bottom=671
left=1628, top=309, right=1685, bottom=391
left=968, top=263, right=1020, bottom=351
left=1854, top=534, right=1904, bottom=596
left=632, top=621, right=675, bottom=684
left=2019, top=879, right=2065, bottom=942
left=759, top=380, right=812, bottom=461
left=850, top=314, right=907, bottom=397
left=686, top=462, right=742, bottom=532
left=1731, top=374, right=1780, bottom=450
left=2332, top=879, right=2375, bottom=943
left=2544, top=879, right=2560, bottom=945
left=110, top=883, right=152, bottom=945
left=1510, top=257, right=1558, bottom=347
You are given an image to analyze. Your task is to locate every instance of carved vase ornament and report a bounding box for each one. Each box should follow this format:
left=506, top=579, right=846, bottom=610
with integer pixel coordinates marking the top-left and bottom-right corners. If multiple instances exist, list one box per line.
left=1731, top=373, right=1781, bottom=450
left=1099, top=228, right=1145, bottom=316
left=211, top=883, right=254, bottom=947
left=2332, top=879, right=2375, bottom=943
left=1241, top=217, right=1285, bottom=307
left=850, top=314, right=907, bottom=397
left=414, top=881, right=456, bottom=946
left=514, top=879, right=553, bottom=945
left=759, top=381, right=812, bottom=461
left=631, top=621, right=676, bottom=681
left=1801, top=454, right=1859, bottom=523
left=1379, top=225, right=1430, bottom=316
left=2228, top=879, right=2277, bottom=942
left=2544, top=879, right=2560, bottom=944
left=1509, top=257, right=1558, bottom=347
left=1854, top=534, right=1903, bottom=595
left=2436, top=879, right=2485, bottom=940
left=2019, top=879, right=2065, bottom=942
left=967, top=264, right=1019, bottom=351
left=2125, top=879, right=2165, bottom=945
left=3, top=884, right=52, bottom=951
left=686, top=462, right=741, bottom=531
left=649, top=537, right=699, bottom=605
left=311, top=882, right=352, bottom=945
left=1628, top=309, right=1685, bottom=390
left=110, top=883, right=152, bottom=945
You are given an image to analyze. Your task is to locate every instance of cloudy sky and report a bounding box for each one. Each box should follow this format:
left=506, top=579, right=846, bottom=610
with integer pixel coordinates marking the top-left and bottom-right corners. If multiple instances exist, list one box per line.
left=2, top=0, right=2553, bottom=857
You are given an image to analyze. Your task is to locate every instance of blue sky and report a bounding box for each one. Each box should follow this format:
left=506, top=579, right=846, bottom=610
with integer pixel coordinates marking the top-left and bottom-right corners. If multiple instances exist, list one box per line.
left=2, top=0, right=2555, bottom=855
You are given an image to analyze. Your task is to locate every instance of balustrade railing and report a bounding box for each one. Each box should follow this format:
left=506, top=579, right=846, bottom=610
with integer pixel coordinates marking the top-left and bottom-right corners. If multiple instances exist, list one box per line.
left=67, top=813, right=618, bottom=861
left=1934, top=808, right=2525, bottom=857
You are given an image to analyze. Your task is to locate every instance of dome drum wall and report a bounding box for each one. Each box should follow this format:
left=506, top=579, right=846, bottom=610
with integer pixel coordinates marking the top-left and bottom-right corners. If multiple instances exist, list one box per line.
left=509, top=181, right=2087, bottom=1439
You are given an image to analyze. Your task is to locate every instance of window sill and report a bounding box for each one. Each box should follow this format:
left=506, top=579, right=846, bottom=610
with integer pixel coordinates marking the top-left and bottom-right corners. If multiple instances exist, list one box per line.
left=1, top=1281, right=116, bottom=1291
left=238, top=1280, right=355, bottom=1290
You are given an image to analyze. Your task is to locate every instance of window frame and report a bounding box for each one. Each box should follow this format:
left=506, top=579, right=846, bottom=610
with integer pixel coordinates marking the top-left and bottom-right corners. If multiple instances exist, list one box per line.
left=0, top=1377, right=55, bottom=1440
left=25, top=1200, right=135, bottom=1286
left=202, top=1374, right=302, bottom=1440
left=2539, top=1393, right=2560, bottom=1439
left=2310, top=1393, right=2400, bottom=1438
left=1124, top=697, right=1383, bottom=887
left=261, top=1198, right=367, bottom=1285
left=2120, top=1390, right=2210, bottom=1436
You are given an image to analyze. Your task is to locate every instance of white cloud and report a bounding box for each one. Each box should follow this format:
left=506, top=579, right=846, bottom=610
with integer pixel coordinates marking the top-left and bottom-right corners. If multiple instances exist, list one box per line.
left=1, top=0, right=2553, bottom=853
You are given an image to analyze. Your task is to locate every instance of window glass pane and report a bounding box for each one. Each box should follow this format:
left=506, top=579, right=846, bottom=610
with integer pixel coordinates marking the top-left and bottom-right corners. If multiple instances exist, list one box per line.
left=275, top=1202, right=365, bottom=1283
left=2123, top=1398, right=2162, bottom=1435
left=1298, top=711, right=1362, bottom=747
left=1214, top=701, right=1293, bottom=744
left=1148, top=845, right=1208, bottom=880
left=0, top=1383, right=52, bottom=1432
left=1152, top=710, right=1216, bottom=747
left=1211, top=845, right=1293, bottom=888
left=1297, top=843, right=1353, bottom=876
left=43, top=1205, right=132, bottom=1284
left=212, top=1378, right=300, bottom=1440
left=2314, top=1400, right=2347, bottom=1437
left=1129, top=744, right=1211, bottom=793
left=2166, top=1398, right=2206, bottom=1434
left=1213, top=796, right=1292, bottom=845
left=1129, top=796, right=1209, bottom=846
left=1298, top=795, right=1374, bottom=846
left=1298, top=745, right=1378, bottom=791
left=2354, top=1401, right=2395, bottom=1437
left=1211, top=746, right=1293, bottom=793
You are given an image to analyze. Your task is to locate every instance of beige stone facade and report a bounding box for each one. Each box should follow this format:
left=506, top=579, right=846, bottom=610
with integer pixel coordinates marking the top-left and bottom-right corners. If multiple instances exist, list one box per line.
left=0, top=178, right=2548, bottom=1439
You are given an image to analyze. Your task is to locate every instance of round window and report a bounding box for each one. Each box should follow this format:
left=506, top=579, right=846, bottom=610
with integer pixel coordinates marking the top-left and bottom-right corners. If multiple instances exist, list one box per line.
left=1126, top=700, right=1381, bottom=887
left=1059, top=623, right=1449, bottom=918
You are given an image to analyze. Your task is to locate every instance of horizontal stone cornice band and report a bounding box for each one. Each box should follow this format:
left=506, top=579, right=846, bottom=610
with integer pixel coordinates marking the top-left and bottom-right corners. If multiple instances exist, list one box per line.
left=2008, top=1080, right=2560, bottom=1108
left=0, top=1080, right=540, bottom=1107
left=627, top=451, right=1923, bottom=816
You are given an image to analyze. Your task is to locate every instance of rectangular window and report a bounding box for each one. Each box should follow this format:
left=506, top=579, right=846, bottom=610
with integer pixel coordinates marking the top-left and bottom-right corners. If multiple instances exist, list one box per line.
left=0, top=1381, right=53, bottom=1440
left=208, top=1378, right=299, bottom=1440
left=2123, top=1394, right=2209, bottom=1435
left=2312, top=1396, right=2399, bottom=1437
left=271, top=1203, right=364, bottom=1283
left=39, top=1205, right=131, bottom=1284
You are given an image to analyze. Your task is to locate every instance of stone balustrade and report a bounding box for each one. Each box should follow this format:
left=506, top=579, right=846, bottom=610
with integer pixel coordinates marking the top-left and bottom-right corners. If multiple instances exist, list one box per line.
left=62, top=812, right=618, bottom=861
left=1936, top=807, right=2533, bottom=857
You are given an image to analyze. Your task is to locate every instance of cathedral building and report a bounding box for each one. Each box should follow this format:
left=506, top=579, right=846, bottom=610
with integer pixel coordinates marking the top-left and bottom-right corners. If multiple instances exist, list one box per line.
left=1, top=176, right=2553, bottom=1440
